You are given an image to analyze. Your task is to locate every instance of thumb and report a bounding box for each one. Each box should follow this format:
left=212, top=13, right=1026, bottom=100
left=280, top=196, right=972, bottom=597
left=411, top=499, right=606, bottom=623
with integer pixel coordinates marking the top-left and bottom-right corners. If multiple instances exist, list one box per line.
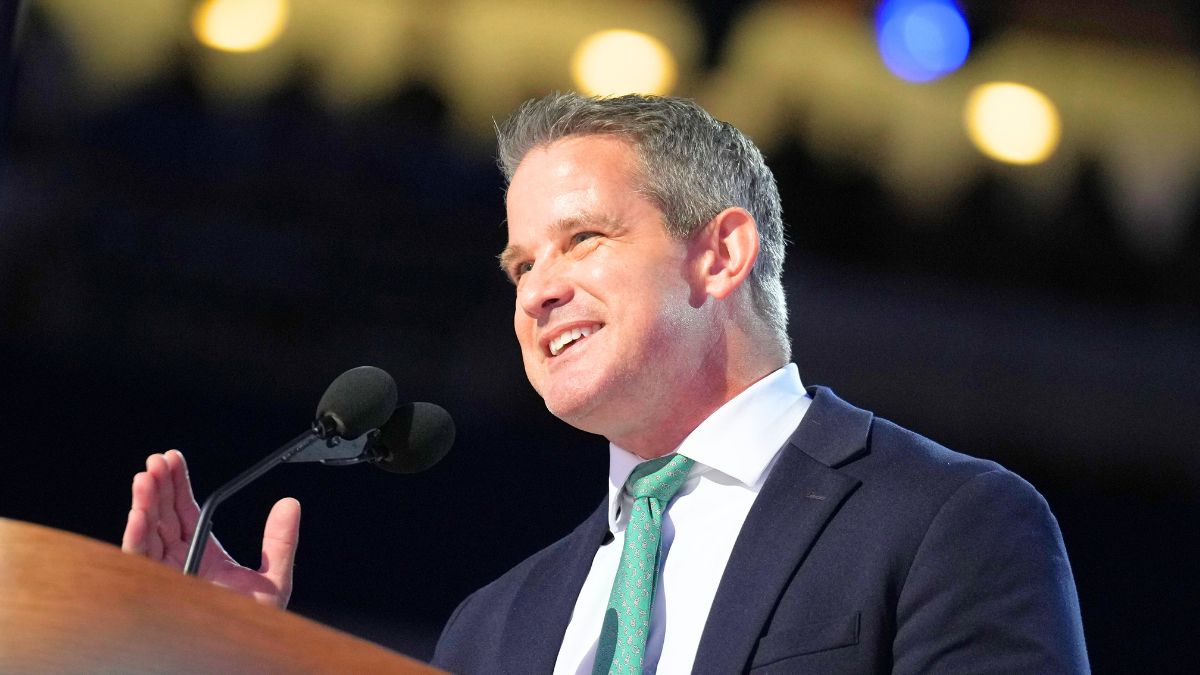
left=259, top=497, right=301, bottom=605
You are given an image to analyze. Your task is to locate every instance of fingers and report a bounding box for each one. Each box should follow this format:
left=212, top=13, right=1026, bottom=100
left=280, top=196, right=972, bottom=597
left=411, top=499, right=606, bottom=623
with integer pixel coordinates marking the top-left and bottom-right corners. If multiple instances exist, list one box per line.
left=123, top=470, right=163, bottom=559
left=121, top=501, right=149, bottom=555
left=258, top=497, right=301, bottom=608
left=146, top=453, right=179, bottom=545
left=123, top=450, right=198, bottom=563
left=163, top=450, right=203, bottom=540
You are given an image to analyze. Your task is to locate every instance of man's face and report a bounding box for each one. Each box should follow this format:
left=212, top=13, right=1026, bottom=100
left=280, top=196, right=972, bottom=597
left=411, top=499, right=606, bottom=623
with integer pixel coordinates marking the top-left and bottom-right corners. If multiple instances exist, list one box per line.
left=502, top=135, right=715, bottom=448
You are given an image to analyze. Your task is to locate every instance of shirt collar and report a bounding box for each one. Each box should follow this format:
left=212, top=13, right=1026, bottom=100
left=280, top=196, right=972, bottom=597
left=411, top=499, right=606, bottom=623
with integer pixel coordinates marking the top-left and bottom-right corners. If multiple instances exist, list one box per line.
left=604, top=364, right=809, bottom=529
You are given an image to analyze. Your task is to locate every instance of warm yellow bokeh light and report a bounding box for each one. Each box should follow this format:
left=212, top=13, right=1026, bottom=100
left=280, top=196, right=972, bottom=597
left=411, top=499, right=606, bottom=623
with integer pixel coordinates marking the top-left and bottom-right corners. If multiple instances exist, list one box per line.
left=193, top=0, right=289, bottom=53
left=964, top=82, right=1062, bottom=165
left=571, top=29, right=677, bottom=96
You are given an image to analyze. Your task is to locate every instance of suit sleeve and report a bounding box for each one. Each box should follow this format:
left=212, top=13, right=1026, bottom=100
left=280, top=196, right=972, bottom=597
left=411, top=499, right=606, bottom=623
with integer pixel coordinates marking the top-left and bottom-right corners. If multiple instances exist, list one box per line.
left=892, top=469, right=1089, bottom=674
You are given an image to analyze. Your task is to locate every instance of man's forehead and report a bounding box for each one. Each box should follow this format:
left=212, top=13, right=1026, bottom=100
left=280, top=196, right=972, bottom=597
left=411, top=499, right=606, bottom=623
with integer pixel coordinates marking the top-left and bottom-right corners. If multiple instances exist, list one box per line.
left=507, top=134, right=643, bottom=190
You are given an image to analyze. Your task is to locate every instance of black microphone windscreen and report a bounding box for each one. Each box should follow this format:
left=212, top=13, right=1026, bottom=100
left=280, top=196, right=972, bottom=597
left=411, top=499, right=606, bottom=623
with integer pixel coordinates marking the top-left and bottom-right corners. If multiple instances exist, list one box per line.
left=315, top=366, right=399, bottom=439
left=373, top=402, right=455, bottom=474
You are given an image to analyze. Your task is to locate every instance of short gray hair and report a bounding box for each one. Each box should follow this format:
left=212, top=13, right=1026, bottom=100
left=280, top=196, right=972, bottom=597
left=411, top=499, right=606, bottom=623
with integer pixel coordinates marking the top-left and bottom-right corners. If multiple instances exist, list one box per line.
left=496, top=92, right=789, bottom=352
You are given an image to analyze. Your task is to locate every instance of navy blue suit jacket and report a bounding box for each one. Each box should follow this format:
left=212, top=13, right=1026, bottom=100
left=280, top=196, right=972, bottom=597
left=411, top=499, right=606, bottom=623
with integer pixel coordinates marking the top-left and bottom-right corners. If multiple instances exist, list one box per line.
left=432, top=387, right=1089, bottom=673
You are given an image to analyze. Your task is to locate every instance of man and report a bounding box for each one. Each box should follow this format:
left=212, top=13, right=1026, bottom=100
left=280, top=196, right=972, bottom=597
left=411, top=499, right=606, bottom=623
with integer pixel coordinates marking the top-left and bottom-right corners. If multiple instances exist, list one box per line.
left=124, top=93, right=1089, bottom=673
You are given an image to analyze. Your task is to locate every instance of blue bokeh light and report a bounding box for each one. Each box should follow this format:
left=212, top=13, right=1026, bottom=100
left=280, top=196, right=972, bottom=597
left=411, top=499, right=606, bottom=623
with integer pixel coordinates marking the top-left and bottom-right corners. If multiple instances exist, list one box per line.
left=876, top=0, right=971, bottom=83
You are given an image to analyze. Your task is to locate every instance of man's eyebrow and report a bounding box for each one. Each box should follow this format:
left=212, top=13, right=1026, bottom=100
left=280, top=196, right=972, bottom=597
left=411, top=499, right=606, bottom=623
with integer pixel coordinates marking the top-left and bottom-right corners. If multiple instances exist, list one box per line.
left=496, top=215, right=623, bottom=278
left=497, top=244, right=525, bottom=277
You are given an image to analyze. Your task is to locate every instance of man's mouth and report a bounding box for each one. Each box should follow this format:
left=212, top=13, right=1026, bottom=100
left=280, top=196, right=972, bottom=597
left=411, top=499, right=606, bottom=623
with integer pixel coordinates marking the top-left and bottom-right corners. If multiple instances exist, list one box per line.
left=548, top=324, right=603, bottom=356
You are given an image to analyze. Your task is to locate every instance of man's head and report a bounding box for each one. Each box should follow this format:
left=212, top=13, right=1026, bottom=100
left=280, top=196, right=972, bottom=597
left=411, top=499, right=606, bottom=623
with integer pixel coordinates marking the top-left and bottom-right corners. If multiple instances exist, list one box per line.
left=497, top=93, right=789, bottom=349
left=497, top=93, right=790, bottom=457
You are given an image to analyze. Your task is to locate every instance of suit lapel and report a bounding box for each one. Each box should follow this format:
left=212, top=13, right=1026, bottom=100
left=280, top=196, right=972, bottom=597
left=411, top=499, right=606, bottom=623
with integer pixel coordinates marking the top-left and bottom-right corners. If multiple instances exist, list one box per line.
left=692, top=387, right=872, bottom=674
left=500, top=501, right=610, bottom=673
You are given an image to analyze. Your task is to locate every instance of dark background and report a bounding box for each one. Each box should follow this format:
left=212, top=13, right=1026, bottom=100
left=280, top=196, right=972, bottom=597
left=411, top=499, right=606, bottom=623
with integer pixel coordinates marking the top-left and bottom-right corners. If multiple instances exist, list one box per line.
left=1, top=1, right=1197, bottom=672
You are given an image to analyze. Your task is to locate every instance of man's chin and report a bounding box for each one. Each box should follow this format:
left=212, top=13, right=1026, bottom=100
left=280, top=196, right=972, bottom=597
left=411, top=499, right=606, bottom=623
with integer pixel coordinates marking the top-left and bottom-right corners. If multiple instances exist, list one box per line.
left=544, top=397, right=593, bottom=430
left=542, top=387, right=609, bottom=434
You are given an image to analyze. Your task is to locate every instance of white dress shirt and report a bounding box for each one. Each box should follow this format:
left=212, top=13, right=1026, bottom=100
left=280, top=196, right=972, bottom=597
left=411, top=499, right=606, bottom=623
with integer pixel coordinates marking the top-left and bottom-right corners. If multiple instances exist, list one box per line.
left=554, top=364, right=811, bottom=674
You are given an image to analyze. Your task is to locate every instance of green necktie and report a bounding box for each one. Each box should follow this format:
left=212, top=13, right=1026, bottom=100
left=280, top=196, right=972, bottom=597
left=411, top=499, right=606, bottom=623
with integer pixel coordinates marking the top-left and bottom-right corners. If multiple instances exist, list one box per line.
left=593, top=453, right=696, bottom=675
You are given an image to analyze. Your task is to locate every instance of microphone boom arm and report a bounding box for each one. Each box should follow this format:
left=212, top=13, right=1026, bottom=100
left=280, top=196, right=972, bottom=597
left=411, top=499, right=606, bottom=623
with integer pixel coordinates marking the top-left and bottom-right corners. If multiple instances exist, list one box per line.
left=182, top=422, right=376, bottom=576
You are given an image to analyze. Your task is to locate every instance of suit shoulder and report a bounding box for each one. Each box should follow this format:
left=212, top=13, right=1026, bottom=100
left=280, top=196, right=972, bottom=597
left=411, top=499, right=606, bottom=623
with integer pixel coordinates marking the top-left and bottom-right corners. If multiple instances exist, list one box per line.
left=793, top=387, right=1044, bottom=533
left=818, top=408, right=1058, bottom=549
left=801, top=387, right=1010, bottom=494
left=858, top=414, right=1017, bottom=497
left=779, top=391, right=1087, bottom=671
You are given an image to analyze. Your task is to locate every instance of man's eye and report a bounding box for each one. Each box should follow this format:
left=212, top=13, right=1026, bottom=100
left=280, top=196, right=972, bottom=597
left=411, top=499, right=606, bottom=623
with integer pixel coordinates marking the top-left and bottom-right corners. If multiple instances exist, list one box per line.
left=571, top=231, right=601, bottom=246
left=513, top=261, right=533, bottom=279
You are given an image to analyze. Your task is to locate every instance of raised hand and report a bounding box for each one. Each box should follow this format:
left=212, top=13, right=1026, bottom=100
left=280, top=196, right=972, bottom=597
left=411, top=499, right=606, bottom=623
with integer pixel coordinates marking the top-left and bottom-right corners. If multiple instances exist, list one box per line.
left=121, top=450, right=300, bottom=608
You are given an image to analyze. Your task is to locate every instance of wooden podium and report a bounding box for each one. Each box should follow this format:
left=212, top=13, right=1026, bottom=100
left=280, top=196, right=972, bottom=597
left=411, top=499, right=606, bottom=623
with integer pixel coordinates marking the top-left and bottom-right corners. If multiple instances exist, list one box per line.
left=0, top=518, right=442, bottom=673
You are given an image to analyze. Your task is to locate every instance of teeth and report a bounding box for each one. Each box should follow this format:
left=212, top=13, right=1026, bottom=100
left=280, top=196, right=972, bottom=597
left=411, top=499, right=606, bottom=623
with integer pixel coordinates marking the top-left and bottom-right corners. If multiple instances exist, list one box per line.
left=549, top=325, right=598, bottom=356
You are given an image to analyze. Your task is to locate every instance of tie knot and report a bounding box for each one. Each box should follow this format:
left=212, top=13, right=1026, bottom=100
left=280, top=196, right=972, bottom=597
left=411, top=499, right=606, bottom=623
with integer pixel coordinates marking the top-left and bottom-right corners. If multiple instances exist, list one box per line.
left=626, top=454, right=695, bottom=502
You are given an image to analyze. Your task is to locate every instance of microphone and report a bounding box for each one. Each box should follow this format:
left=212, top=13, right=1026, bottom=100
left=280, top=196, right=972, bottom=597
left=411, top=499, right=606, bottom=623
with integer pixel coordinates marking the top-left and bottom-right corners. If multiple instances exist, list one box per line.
left=313, top=366, right=397, bottom=439
left=183, top=366, right=445, bottom=576
left=369, top=402, right=455, bottom=474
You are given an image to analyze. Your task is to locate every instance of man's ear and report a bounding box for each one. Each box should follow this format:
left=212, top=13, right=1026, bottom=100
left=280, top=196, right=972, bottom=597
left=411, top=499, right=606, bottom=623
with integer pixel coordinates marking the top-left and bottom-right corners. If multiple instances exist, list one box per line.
left=695, top=207, right=760, bottom=300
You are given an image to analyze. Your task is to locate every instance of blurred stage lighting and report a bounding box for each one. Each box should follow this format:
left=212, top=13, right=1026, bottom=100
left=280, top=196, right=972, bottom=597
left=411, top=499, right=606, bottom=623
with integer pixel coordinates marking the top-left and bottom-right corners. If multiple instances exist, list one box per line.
left=571, top=29, right=677, bottom=96
left=193, top=0, right=289, bottom=53
left=876, top=0, right=971, bottom=82
left=964, top=82, right=1062, bottom=165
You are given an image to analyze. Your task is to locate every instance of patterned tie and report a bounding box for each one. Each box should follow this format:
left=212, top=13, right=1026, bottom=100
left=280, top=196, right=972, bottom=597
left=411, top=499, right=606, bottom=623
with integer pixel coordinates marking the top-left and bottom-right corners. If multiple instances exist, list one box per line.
left=593, top=453, right=696, bottom=675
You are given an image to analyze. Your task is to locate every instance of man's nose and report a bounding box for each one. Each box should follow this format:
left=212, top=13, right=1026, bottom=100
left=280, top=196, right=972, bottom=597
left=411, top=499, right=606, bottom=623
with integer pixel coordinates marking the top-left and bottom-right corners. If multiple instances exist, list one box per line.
left=518, top=260, right=574, bottom=318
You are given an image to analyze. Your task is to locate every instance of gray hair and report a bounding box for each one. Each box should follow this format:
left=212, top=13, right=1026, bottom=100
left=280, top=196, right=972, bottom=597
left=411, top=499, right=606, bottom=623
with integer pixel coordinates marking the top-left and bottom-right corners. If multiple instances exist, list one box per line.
left=496, top=92, right=789, bottom=353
